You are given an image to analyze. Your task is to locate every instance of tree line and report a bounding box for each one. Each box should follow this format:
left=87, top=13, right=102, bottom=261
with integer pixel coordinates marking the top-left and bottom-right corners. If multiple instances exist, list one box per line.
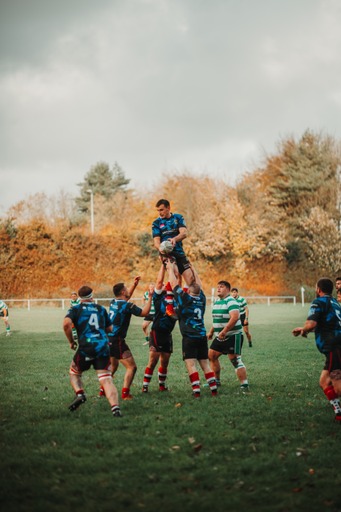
left=1, top=130, right=340, bottom=299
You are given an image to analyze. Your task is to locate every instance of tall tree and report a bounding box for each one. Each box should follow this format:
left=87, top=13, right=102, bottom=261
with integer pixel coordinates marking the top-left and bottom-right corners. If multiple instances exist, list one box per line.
left=76, top=161, right=130, bottom=213
left=237, top=131, right=341, bottom=266
left=265, top=130, right=340, bottom=223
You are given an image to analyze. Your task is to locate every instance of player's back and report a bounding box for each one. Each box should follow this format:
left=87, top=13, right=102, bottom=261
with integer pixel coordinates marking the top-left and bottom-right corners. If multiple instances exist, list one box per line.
left=175, top=287, right=206, bottom=338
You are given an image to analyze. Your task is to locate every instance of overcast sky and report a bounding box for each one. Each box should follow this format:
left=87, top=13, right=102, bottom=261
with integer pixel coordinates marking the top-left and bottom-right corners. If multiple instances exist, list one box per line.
left=1, top=0, right=341, bottom=215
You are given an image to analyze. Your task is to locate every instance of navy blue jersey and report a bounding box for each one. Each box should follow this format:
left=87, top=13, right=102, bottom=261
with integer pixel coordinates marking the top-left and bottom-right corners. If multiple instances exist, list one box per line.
left=108, top=299, right=142, bottom=338
left=65, top=302, right=112, bottom=357
left=152, top=213, right=187, bottom=257
left=151, top=290, right=177, bottom=333
left=173, top=285, right=206, bottom=338
left=307, top=295, right=341, bottom=353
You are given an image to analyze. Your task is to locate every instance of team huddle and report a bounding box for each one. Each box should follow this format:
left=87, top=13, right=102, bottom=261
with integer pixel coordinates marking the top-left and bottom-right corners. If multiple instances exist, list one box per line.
left=62, top=199, right=341, bottom=423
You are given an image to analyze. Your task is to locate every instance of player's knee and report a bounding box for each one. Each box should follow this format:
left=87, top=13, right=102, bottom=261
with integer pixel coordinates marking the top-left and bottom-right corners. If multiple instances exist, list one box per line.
left=69, top=365, right=82, bottom=377
left=230, top=356, right=245, bottom=370
left=330, top=369, right=341, bottom=381
left=208, top=349, right=218, bottom=361
left=98, top=371, right=112, bottom=383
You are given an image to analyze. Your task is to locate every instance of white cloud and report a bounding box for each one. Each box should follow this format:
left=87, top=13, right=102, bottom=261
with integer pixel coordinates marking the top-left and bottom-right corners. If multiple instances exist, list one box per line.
left=1, top=0, right=341, bottom=215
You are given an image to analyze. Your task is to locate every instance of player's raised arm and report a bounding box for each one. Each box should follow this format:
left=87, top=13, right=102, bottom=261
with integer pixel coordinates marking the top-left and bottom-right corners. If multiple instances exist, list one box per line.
left=156, top=264, right=166, bottom=290
left=127, top=276, right=141, bottom=299
left=166, top=260, right=181, bottom=290
left=140, top=284, right=155, bottom=317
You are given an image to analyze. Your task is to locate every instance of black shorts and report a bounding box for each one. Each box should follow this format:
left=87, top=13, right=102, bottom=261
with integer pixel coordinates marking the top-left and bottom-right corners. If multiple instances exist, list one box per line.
left=0, top=310, right=8, bottom=318
left=149, top=329, right=173, bottom=353
left=108, top=336, right=132, bottom=359
left=209, top=333, right=243, bottom=355
left=143, top=314, right=154, bottom=322
left=323, top=346, right=341, bottom=373
left=182, top=335, right=208, bottom=360
left=173, top=254, right=191, bottom=275
left=240, top=313, right=246, bottom=325
left=72, top=352, right=111, bottom=373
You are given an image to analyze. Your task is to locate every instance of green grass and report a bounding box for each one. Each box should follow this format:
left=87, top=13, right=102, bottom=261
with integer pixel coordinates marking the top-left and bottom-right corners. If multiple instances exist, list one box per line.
left=1, top=304, right=341, bottom=512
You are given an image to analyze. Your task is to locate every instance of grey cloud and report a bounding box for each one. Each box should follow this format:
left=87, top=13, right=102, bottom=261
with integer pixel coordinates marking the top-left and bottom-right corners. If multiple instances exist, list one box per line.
left=1, top=0, right=341, bottom=214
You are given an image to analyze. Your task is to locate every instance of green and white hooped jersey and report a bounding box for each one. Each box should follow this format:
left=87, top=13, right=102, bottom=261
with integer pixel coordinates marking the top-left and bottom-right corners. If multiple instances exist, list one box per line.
left=235, top=295, right=247, bottom=315
left=0, top=300, right=8, bottom=313
left=70, top=298, right=81, bottom=307
left=212, top=296, right=242, bottom=337
left=144, top=291, right=155, bottom=315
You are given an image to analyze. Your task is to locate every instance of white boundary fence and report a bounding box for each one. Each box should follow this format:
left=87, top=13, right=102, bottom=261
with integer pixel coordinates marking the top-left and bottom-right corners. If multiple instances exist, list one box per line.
left=3, top=295, right=297, bottom=310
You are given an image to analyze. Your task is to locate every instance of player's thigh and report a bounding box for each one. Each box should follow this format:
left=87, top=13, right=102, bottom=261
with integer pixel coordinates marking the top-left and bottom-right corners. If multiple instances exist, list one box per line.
left=120, top=355, right=136, bottom=369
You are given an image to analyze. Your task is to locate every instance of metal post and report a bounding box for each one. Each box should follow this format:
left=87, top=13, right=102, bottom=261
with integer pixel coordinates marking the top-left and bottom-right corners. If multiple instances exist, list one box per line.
left=87, top=189, right=94, bottom=234
left=301, top=287, right=305, bottom=307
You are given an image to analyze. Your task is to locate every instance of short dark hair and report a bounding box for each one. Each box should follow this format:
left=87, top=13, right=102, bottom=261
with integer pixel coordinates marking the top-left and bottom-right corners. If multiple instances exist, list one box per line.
left=317, top=278, right=333, bottom=295
left=113, top=283, right=125, bottom=297
left=188, top=282, right=201, bottom=295
left=78, top=285, right=93, bottom=298
left=156, top=199, right=170, bottom=208
left=336, top=276, right=341, bottom=282
left=231, top=287, right=238, bottom=292
left=218, top=280, right=231, bottom=290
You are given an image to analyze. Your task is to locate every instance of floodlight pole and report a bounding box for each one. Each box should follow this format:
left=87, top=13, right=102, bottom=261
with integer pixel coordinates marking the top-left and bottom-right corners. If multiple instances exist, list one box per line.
left=87, top=189, right=94, bottom=235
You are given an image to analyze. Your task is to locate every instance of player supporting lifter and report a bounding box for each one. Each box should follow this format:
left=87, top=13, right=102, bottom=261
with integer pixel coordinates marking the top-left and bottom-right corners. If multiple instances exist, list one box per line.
left=166, top=259, right=218, bottom=398
left=142, top=264, right=177, bottom=393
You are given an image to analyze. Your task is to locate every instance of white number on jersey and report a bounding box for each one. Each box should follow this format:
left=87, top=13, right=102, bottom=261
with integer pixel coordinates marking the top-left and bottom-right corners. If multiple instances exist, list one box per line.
left=89, top=313, right=99, bottom=330
left=194, top=307, right=202, bottom=320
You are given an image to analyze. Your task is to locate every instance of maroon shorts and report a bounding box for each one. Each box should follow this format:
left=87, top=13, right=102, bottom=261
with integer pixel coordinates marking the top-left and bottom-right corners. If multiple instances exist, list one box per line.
left=108, top=336, right=132, bottom=359
left=149, top=329, right=173, bottom=353
left=323, top=346, right=341, bottom=372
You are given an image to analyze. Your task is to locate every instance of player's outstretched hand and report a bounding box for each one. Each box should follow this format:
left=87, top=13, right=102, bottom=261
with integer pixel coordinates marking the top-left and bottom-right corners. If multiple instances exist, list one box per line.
left=292, top=327, right=307, bottom=337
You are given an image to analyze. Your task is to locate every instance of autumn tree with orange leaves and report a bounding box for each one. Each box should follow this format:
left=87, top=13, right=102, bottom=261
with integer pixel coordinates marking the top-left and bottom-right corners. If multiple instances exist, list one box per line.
left=1, top=131, right=340, bottom=298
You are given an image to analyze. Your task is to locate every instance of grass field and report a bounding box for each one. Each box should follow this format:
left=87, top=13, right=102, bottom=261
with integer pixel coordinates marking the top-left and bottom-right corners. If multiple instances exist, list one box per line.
left=1, top=304, right=341, bottom=512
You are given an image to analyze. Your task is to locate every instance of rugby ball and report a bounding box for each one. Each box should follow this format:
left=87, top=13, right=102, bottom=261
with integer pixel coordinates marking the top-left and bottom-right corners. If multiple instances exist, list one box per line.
left=159, top=240, right=173, bottom=254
